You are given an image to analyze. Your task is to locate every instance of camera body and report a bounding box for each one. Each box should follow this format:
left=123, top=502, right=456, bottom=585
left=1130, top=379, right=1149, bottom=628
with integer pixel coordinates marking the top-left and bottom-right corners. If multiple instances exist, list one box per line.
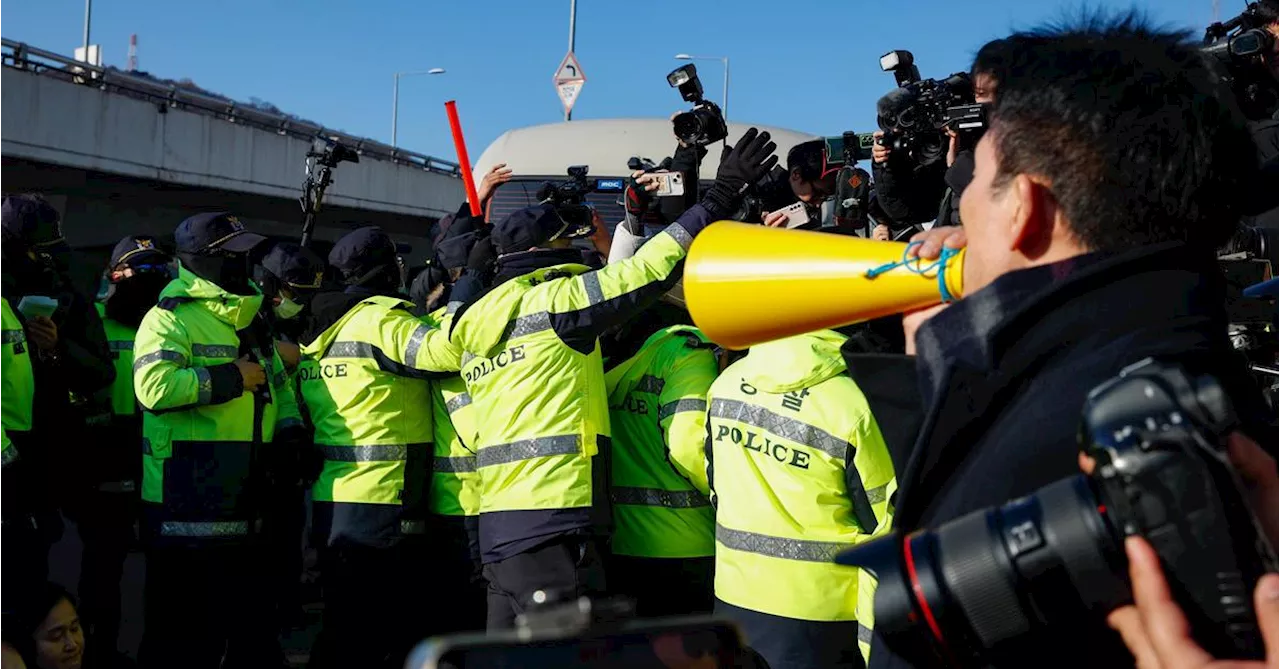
left=841, top=358, right=1277, bottom=668
left=309, top=139, right=360, bottom=168
left=878, top=50, right=978, bottom=164
left=667, top=64, right=729, bottom=147
left=538, top=165, right=597, bottom=238
left=1203, top=1, right=1278, bottom=120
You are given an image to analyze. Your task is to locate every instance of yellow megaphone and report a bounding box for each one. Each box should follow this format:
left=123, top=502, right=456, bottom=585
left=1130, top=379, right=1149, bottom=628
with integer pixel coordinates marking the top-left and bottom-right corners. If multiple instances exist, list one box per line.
left=685, top=222, right=965, bottom=349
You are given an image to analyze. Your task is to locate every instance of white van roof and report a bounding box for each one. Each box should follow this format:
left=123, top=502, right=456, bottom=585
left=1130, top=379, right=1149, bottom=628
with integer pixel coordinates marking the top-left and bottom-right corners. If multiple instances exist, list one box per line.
left=473, top=118, right=820, bottom=182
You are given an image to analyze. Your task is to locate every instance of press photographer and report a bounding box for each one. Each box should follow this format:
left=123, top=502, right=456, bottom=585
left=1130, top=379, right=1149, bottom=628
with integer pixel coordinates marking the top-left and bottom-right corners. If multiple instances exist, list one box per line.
left=859, top=13, right=1277, bottom=669
left=872, top=45, right=1002, bottom=232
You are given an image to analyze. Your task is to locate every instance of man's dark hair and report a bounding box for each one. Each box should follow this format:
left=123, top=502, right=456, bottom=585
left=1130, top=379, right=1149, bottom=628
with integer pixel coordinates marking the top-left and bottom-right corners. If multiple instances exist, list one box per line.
left=987, top=12, right=1254, bottom=251
left=971, top=38, right=1010, bottom=79
left=786, top=140, right=827, bottom=181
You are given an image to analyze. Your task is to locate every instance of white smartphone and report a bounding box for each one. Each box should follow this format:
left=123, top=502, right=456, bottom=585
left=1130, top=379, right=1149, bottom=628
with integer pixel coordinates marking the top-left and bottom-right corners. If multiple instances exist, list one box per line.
left=17, top=295, right=58, bottom=320
left=778, top=202, right=810, bottom=229
left=652, top=171, right=685, bottom=197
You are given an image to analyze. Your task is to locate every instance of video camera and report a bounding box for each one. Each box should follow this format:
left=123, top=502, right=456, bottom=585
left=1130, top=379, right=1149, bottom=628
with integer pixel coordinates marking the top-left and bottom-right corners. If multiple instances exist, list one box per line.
left=840, top=358, right=1277, bottom=667
left=537, top=165, right=598, bottom=238
left=877, top=50, right=983, bottom=165
left=408, top=595, right=748, bottom=669
left=299, top=138, right=360, bottom=248
left=668, top=64, right=729, bottom=147
left=1203, top=1, right=1278, bottom=120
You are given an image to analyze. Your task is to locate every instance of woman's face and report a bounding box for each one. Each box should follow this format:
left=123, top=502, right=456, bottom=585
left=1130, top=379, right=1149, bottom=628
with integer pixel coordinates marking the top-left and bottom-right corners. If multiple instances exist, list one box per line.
left=33, top=599, right=83, bottom=669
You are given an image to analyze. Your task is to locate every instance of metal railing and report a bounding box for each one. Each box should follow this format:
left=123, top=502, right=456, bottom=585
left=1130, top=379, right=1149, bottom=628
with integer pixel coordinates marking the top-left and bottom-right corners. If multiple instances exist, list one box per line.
left=1, top=38, right=462, bottom=178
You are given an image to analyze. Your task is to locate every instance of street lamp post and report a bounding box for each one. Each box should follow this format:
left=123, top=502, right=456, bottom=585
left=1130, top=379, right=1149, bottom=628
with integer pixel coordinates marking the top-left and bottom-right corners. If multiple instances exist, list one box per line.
left=674, top=53, right=729, bottom=123
left=392, top=68, right=446, bottom=149
left=82, top=0, right=92, bottom=59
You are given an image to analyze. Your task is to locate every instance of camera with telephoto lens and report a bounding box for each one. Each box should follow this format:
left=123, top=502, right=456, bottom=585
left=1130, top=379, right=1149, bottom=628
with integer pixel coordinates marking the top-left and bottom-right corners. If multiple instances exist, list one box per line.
left=537, top=165, right=597, bottom=238
left=1203, top=1, right=1278, bottom=120
left=668, top=64, right=728, bottom=147
left=877, top=50, right=980, bottom=165
left=839, top=358, right=1278, bottom=668
left=308, top=138, right=360, bottom=168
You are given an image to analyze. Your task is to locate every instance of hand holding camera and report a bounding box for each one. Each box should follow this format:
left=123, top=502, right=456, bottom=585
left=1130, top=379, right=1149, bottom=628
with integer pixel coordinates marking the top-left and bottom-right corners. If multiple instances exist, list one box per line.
left=873, top=130, right=893, bottom=165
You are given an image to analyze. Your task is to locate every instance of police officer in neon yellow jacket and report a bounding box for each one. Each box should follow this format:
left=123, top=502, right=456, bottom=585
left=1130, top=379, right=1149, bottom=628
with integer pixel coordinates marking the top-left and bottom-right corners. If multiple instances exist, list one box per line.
left=133, top=213, right=301, bottom=669
left=447, top=128, right=779, bottom=630
left=300, top=227, right=463, bottom=669
left=1, top=296, right=40, bottom=590
left=82, top=236, right=173, bottom=660
left=604, top=322, right=720, bottom=616
left=707, top=328, right=895, bottom=669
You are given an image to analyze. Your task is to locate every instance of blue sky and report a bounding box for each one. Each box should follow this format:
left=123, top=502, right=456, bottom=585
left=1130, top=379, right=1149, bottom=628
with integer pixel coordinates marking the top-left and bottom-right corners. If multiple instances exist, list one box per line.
left=4, top=0, right=1222, bottom=163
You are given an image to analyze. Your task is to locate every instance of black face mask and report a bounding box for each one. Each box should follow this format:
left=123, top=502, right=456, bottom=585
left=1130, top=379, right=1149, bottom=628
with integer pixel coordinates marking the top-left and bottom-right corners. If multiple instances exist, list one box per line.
left=179, top=251, right=253, bottom=295
left=105, top=272, right=172, bottom=328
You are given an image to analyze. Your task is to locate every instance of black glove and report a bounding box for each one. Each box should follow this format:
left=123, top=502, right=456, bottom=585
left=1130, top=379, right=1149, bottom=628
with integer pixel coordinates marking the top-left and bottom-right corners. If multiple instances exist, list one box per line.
left=701, top=128, right=778, bottom=219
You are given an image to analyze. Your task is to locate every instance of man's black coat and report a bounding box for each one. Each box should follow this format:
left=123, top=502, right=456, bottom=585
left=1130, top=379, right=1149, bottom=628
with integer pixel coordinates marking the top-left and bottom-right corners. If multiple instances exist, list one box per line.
left=848, top=242, right=1274, bottom=669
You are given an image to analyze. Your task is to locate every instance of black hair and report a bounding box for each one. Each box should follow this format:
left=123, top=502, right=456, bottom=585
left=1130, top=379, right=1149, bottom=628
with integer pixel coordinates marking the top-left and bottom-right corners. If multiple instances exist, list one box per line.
left=3, top=582, right=77, bottom=665
left=971, top=38, right=1010, bottom=80
left=986, top=11, right=1254, bottom=252
left=786, top=140, right=827, bottom=181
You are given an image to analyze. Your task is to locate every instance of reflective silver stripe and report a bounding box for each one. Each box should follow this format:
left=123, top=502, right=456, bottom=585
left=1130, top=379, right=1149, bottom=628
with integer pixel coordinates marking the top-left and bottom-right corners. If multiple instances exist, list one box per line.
left=716, top=523, right=856, bottom=563
left=160, top=521, right=251, bottom=537
left=582, top=273, right=605, bottom=306
left=635, top=375, right=665, bottom=394
left=434, top=456, right=476, bottom=473
left=500, top=312, right=553, bottom=342
left=866, top=484, right=889, bottom=505
left=658, top=398, right=707, bottom=421
left=318, top=444, right=411, bottom=462
left=445, top=393, right=472, bottom=414
left=194, top=367, right=212, bottom=405
left=108, top=340, right=134, bottom=351
left=190, top=344, right=237, bottom=359
left=446, top=301, right=462, bottom=316
left=709, top=398, right=850, bottom=461
left=2, top=446, right=18, bottom=467
left=401, top=519, right=428, bottom=535
left=612, top=486, right=710, bottom=508
left=133, top=349, right=187, bottom=371
left=476, top=435, right=581, bottom=468
left=325, top=341, right=376, bottom=359
left=97, top=480, right=136, bottom=493
left=1, top=329, right=25, bottom=345
left=461, top=352, right=476, bottom=366
left=404, top=324, right=431, bottom=366
left=662, top=223, right=694, bottom=251
left=859, top=623, right=874, bottom=646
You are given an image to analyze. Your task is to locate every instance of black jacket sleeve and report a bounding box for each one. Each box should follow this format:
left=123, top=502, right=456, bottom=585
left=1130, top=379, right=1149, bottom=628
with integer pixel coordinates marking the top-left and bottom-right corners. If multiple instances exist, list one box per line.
left=59, top=291, right=115, bottom=396
left=872, top=156, right=949, bottom=228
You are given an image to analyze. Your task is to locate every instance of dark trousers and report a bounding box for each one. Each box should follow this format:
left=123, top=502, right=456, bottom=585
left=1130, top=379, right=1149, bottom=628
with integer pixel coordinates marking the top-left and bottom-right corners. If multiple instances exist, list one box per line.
left=75, top=488, right=136, bottom=656
left=429, top=515, right=486, bottom=635
left=308, top=540, right=433, bottom=669
left=715, top=599, right=864, bottom=669
left=263, top=483, right=307, bottom=632
left=609, top=555, right=714, bottom=618
left=482, top=536, right=607, bottom=631
left=138, top=541, right=282, bottom=669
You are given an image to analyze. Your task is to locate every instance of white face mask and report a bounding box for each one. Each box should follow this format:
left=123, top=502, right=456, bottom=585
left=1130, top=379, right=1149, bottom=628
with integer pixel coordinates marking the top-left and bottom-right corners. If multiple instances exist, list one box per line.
left=273, top=296, right=304, bottom=320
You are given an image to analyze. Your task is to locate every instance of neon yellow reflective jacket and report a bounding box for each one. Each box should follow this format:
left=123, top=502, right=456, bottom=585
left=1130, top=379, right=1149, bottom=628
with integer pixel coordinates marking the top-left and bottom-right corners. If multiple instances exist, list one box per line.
left=707, top=329, right=895, bottom=622
left=427, top=305, right=479, bottom=518
left=134, top=266, right=301, bottom=539
left=449, top=221, right=696, bottom=562
left=302, top=295, right=461, bottom=545
left=2, top=299, right=34, bottom=436
left=95, top=302, right=139, bottom=418
left=857, top=478, right=897, bottom=663
left=605, top=325, right=718, bottom=558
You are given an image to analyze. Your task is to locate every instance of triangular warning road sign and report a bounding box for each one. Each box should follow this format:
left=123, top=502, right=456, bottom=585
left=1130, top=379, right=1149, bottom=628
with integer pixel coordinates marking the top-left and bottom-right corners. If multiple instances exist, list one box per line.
left=554, top=51, right=586, bottom=84
left=557, top=81, right=583, bottom=111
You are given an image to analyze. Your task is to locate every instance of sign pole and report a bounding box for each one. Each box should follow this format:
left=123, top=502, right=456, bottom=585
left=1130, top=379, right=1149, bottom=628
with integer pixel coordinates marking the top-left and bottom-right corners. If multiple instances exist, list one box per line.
left=566, top=0, right=577, bottom=120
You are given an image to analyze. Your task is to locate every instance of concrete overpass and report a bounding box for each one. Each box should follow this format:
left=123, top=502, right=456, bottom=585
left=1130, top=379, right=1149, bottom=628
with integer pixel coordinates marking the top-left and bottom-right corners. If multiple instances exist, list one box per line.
left=1, top=38, right=466, bottom=290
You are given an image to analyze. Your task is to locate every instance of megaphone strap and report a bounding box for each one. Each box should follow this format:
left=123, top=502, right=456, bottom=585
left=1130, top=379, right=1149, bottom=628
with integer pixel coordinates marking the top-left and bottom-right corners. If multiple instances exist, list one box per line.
left=865, top=242, right=961, bottom=304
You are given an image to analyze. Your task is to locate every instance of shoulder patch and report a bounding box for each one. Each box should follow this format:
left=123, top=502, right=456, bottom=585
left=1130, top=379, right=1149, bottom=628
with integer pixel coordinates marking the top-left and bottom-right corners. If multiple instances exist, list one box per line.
left=157, top=297, right=191, bottom=311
